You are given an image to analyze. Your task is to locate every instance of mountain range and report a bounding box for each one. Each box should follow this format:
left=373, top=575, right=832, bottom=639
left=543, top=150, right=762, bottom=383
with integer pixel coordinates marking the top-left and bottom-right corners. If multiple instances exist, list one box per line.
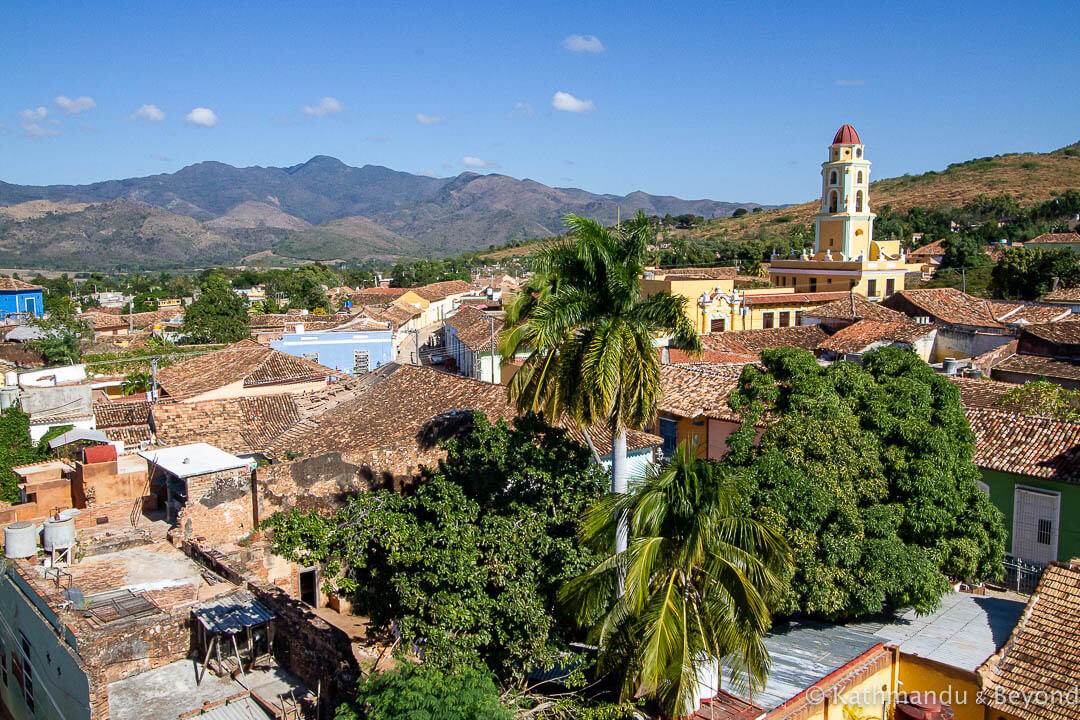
left=0, top=157, right=767, bottom=270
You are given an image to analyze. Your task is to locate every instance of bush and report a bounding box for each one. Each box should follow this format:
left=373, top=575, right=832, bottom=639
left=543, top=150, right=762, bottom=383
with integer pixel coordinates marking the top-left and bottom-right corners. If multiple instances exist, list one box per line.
left=336, top=664, right=511, bottom=720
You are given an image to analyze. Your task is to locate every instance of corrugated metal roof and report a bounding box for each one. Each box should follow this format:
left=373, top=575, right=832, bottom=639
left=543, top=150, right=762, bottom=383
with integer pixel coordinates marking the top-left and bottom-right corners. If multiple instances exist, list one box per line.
left=180, top=693, right=271, bottom=720
left=193, top=590, right=275, bottom=635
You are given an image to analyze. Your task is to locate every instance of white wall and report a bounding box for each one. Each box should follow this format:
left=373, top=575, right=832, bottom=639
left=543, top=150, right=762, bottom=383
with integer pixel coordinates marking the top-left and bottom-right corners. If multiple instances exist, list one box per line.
left=19, top=365, right=87, bottom=388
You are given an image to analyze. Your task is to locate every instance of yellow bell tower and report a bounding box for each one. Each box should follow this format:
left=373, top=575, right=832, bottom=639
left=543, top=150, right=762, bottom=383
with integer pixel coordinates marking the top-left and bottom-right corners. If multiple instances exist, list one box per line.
left=814, top=123, right=875, bottom=260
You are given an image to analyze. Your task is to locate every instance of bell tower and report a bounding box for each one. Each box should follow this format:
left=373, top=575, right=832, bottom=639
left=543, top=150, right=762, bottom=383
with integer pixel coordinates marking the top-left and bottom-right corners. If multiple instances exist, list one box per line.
left=814, top=124, right=875, bottom=260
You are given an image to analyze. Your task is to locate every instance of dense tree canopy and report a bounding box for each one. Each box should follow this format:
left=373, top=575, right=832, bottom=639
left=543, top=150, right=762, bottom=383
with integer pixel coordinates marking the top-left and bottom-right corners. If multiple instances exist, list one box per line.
left=263, top=413, right=607, bottom=681
left=27, top=306, right=91, bottom=365
left=725, top=347, right=1006, bottom=620
left=335, top=664, right=511, bottom=720
left=182, top=272, right=250, bottom=344
left=991, top=246, right=1080, bottom=300
left=0, top=408, right=39, bottom=503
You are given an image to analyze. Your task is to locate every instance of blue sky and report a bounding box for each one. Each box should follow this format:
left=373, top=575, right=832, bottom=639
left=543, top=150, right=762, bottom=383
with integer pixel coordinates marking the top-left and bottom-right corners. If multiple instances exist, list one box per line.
left=3, top=0, right=1077, bottom=205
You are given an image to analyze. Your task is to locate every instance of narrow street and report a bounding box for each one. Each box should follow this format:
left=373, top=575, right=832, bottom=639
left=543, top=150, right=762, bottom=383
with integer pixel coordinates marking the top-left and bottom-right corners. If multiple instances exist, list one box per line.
left=395, top=321, right=444, bottom=366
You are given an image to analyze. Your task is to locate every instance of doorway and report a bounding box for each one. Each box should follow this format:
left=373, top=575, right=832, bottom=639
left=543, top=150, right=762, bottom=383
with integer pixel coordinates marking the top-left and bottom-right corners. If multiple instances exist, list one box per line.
left=299, top=568, right=318, bottom=606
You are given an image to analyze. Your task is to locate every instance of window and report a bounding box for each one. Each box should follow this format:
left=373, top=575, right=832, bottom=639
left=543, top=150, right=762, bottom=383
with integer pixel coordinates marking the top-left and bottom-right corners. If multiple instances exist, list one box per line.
left=867, top=280, right=878, bottom=297
left=778, top=311, right=790, bottom=327
left=1037, top=519, right=1052, bottom=545
left=794, top=311, right=803, bottom=326
left=886, top=278, right=896, bottom=296
left=856, top=171, right=863, bottom=184
left=18, top=631, right=33, bottom=713
left=829, top=170, right=837, bottom=185
left=353, top=349, right=370, bottom=375
left=659, top=418, right=678, bottom=458
left=829, top=191, right=838, bottom=213
left=710, top=318, right=726, bottom=333
left=856, top=148, right=862, bottom=158
left=300, top=352, right=319, bottom=364
left=762, top=312, right=775, bottom=329
left=856, top=190, right=864, bottom=212
left=809, top=278, right=817, bottom=293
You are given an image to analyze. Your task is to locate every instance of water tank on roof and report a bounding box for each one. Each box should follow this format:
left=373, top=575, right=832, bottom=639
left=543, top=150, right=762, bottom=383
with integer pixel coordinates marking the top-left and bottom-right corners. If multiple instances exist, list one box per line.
left=4, top=371, right=16, bottom=386
left=4, top=521, right=39, bottom=559
left=43, top=516, right=76, bottom=552
left=943, top=357, right=959, bottom=375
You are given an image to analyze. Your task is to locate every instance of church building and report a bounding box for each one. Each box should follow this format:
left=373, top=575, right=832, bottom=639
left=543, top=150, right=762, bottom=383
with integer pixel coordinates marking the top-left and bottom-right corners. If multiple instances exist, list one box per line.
left=769, top=125, right=920, bottom=299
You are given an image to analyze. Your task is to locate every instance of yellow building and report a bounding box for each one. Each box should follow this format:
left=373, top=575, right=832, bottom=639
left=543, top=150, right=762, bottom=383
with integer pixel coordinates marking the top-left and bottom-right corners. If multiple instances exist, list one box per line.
left=640, top=266, right=853, bottom=332
left=769, top=125, right=921, bottom=299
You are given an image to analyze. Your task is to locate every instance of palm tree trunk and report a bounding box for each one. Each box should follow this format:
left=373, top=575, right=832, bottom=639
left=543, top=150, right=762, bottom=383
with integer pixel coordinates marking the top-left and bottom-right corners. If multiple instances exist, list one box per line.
left=612, top=427, right=629, bottom=557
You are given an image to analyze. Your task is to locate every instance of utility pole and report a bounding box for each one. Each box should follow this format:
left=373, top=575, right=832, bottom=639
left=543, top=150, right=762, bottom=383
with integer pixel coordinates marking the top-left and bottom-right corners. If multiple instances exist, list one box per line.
left=150, top=358, right=158, bottom=403
left=489, top=315, right=496, bottom=384
left=961, top=267, right=967, bottom=294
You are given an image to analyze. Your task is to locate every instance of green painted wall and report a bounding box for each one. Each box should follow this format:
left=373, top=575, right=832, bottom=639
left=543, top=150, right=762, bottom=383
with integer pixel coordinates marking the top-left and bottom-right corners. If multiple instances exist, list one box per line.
left=980, top=468, right=1080, bottom=562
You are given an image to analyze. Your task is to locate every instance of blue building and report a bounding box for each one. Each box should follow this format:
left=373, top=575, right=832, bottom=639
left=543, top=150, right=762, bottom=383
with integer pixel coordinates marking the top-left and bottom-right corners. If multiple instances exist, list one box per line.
left=0, top=278, right=45, bottom=319
left=271, top=326, right=394, bottom=375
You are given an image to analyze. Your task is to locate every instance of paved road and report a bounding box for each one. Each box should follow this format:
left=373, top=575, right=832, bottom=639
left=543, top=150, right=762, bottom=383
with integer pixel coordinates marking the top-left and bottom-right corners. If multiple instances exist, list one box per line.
left=396, top=322, right=444, bottom=366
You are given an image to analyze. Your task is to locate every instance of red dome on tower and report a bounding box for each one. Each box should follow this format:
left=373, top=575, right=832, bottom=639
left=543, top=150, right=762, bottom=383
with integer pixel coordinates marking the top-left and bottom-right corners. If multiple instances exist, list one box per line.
left=831, top=124, right=861, bottom=145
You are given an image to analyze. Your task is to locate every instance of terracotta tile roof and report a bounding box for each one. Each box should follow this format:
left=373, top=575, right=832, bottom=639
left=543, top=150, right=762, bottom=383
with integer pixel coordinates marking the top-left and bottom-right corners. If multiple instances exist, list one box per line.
left=351, top=287, right=408, bottom=300
left=102, top=425, right=152, bottom=446
left=152, top=394, right=302, bottom=454
left=659, top=365, right=742, bottom=422
left=888, top=288, right=1004, bottom=328
left=977, top=561, right=1080, bottom=720
left=1020, top=321, right=1080, bottom=346
left=993, top=354, right=1080, bottom=382
left=740, top=291, right=850, bottom=306
left=93, top=400, right=151, bottom=428
left=79, top=312, right=130, bottom=330
left=155, top=339, right=338, bottom=398
left=804, top=293, right=912, bottom=322
left=907, top=238, right=947, bottom=258
left=444, top=306, right=504, bottom=352
left=563, top=424, right=663, bottom=454
left=965, top=407, right=1080, bottom=483
left=817, top=320, right=935, bottom=355
left=0, top=278, right=43, bottom=291
left=666, top=348, right=758, bottom=366
left=658, top=266, right=737, bottom=280
left=411, top=280, right=474, bottom=302
left=989, top=302, right=1072, bottom=325
left=362, top=301, right=423, bottom=329
left=970, top=340, right=1019, bottom=375
left=950, top=377, right=1017, bottom=409
left=265, top=364, right=653, bottom=464
left=1041, top=287, right=1080, bottom=303
left=1025, top=232, right=1080, bottom=244
left=701, top=325, right=829, bottom=355
left=692, top=691, right=764, bottom=720
left=248, top=314, right=352, bottom=331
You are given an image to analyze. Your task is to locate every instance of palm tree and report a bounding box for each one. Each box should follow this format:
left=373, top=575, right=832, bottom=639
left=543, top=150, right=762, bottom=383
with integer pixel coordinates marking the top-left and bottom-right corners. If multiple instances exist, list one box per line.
left=500, top=213, right=701, bottom=555
left=561, top=441, right=791, bottom=719
left=120, top=370, right=152, bottom=396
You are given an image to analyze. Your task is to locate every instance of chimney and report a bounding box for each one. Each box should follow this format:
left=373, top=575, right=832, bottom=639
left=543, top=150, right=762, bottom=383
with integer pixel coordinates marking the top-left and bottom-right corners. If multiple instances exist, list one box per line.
left=1053, top=276, right=1061, bottom=292
left=661, top=347, right=671, bottom=365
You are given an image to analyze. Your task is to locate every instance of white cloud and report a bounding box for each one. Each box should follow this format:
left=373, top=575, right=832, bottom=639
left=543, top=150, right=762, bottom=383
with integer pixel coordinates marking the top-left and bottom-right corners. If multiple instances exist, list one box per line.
left=55, top=95, right=96, bottom=115
left=16, top=107, right=59, bottom=139
left=563, top=34, right=604, bottom=53
left=552, top=91, right=595, bottom=113
left=462, top=156, right=498, bottom=168
left=185, top=107, right=218, bottom=127
left=416, top=112, right=445, bottom=125
left=131, top=104, right=165, bottom=121
left=304, top=96, right=344, bottom=116
left=836, top=79, right=866, bottom=86
left=18, top=107, right=48, bottom=122
left=509, top=102, right=534, bottom=118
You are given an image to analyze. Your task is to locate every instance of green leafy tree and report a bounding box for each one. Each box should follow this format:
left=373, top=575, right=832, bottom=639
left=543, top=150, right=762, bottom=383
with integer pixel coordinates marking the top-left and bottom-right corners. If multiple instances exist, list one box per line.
left=263, top=414, right=607, bottom=681
left=501, top=213, right=701, bottom=558
left=991, top=247, right=1080, bottom=300
left=0, top=408, right=40, bottom=503
left=725, top=347, right=1006, bottom=620
left=335, top=664, right=511, bottom=720
left=995, top=380, right=1080, bottom=420
left=121, top=370, right=153, bottom=396
left=27, top=307, right=91, bottom=365
left=562, top=441, right=790, bottom=718
left=182, top=272, right=250, bottom=344
left=940, top=234, right=990, bottom=270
